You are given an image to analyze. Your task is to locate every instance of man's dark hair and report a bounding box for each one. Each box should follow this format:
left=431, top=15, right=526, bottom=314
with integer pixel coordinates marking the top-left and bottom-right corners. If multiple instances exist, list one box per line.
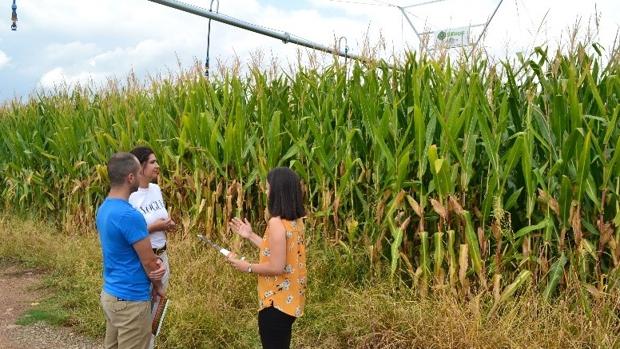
left=130, top=146, right=154, bottom=166
left=267, top=167, right=305, bottom=220
left=107, top=152, right=139, bottom=186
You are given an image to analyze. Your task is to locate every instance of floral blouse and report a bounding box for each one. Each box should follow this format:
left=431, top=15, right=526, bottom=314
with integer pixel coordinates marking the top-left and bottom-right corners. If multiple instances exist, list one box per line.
left=257, top=218, right=306, bottom=317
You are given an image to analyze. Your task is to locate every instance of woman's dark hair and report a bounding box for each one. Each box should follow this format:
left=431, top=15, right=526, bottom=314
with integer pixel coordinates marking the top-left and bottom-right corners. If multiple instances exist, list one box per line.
left=130, top=146, right=154, bottom=166
left=267, top=167, right=305, bottom=220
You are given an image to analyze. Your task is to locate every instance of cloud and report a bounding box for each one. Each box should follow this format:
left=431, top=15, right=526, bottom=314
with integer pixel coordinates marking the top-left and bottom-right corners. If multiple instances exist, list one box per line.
left=44, top=42, right=101, bottom=62
left=1, top=0, right=619, bottom=102
left=0, top=51, right=10, bottom=69
left=39, top=67, right=108, bottom=89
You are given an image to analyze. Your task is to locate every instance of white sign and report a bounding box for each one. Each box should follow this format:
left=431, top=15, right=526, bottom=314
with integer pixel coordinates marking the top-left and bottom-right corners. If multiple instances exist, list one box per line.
left=432, top=27, right=471, bottom=49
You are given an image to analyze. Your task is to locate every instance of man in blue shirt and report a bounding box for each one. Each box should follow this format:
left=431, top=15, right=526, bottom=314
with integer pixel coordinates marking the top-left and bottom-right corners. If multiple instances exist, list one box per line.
left=97, top=152, right=166, bottom=349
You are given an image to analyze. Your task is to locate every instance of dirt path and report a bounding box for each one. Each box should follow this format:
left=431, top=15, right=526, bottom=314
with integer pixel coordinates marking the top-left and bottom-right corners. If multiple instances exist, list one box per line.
left=0, top=264, right=102, bottom=349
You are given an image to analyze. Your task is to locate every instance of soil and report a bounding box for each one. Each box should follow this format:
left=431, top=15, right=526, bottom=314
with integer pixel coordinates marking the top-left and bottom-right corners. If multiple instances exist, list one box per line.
left=0, top=263, right=102, bottom=349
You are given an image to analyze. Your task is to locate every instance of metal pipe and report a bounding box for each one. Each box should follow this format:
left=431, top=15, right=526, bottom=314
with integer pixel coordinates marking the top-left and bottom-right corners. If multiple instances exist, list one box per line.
left=402, top=0, right=446, bottom=9
left=472, top=0, right=504, bottom=50
left=419, top=23, right=485, bottom=36
left=147, top=0, right=365, bottom=62
left=204, top=0, right=219, bottom=77
left=397, top=6, right=421, bottom=40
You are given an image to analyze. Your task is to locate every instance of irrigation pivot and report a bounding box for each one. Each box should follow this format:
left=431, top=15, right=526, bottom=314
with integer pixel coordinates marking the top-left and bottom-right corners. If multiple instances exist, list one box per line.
left=147, top=0, right=367, bottom=62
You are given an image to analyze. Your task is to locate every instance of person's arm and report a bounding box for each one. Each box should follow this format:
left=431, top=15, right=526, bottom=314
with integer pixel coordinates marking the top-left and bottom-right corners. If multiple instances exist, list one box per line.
left=229, top=217, right=263, bottom=248
left=145, top=185, right=176, bottom=234
left=133, top=237, right=166, bottom=297
left=148, top=218, right=176, bottom=233
left=228, top=218, right=286, bottom=276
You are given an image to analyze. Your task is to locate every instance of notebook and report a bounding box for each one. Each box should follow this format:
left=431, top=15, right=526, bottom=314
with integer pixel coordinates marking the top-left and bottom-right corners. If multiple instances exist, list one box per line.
left=151, top=296, right=170, bottom=336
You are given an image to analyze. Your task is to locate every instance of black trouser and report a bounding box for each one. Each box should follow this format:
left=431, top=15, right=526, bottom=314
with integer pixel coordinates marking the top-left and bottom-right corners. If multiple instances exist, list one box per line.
left=258, top=306, right=296, bottom=349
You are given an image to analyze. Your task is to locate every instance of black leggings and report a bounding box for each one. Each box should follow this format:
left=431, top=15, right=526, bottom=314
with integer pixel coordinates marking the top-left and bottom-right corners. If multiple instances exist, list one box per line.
left=258, top=306, right=296, bottom=349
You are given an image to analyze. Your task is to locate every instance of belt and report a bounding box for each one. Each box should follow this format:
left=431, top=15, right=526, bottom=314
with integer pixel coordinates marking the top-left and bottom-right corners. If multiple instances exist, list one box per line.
left=153, top=245, right=167, bottom=255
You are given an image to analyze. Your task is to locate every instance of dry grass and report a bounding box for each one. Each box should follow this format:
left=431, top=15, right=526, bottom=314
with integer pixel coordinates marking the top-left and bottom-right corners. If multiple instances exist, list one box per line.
left=310, top=285, right=620, bottom=348
left=1, top=214, right=619, bottom=348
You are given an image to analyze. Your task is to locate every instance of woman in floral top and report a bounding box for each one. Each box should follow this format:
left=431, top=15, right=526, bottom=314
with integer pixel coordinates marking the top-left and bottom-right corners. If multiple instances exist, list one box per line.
left=228, top=167, right=306, bottom=349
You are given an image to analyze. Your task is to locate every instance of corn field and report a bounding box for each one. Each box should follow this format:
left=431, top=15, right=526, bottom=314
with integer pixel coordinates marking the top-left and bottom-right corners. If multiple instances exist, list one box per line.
left=1, top=44, right=619, bottom=299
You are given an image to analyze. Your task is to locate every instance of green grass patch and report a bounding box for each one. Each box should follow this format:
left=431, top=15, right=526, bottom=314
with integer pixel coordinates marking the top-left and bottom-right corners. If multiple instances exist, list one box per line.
left=16, top=298, right=70, bottom=326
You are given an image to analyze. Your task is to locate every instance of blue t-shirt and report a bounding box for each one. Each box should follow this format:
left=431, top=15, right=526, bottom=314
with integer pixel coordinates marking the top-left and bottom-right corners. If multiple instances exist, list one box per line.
left=96, top=198, right=151, bottom=301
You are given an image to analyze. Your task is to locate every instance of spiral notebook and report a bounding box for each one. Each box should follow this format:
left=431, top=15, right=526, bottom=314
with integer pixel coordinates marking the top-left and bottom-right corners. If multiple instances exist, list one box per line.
left=151, top=296, right=170, bottom=336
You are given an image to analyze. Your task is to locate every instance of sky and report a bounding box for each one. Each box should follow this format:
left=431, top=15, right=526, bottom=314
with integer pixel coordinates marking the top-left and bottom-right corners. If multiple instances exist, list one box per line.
left=0, top=0, right=619, bottom=103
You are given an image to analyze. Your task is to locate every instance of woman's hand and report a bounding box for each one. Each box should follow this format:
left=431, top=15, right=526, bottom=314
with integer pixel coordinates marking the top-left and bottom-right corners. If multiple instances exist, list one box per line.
left=162, top=218, right=176, bottom=231
left=229, top=217, right=253, bottom=239
left=150, top=218, right=176, bottom=232
left=227, top=252, right=251, bottom=273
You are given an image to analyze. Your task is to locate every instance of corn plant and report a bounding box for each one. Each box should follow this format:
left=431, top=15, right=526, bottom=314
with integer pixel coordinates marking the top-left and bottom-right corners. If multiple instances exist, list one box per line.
left=1, top=43, right=618, bottom=297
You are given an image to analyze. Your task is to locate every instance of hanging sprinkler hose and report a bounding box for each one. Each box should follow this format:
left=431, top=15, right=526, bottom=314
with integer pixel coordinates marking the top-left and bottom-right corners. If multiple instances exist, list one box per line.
left=11, top=0, right=18, bottom=31
left=338, top=36, right=349, bottom=69
left=338, top=36, right=349, bottom=92
left=204, top=0, right=220, bottom=77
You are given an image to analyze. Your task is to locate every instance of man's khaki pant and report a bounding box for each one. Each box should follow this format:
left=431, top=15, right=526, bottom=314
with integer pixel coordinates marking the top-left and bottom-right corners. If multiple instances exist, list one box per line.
left=101, top=290, right=151, bottom=349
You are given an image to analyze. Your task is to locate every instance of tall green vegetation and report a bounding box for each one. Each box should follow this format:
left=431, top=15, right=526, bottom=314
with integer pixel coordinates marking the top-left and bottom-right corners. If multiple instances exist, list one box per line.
left=1, top=44, right=619, bottom=299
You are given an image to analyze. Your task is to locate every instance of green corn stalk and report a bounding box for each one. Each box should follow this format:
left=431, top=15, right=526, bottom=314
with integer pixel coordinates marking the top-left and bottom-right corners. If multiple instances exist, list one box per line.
left=433, top=231, right=445, bottom=283
left=461, top=211, right=485, bottom=287
left=419, top=231, right=431, bottom=287
left=447, top=230, right=457, bottom=290
left=488, top=270, right=532, bottom=318
left=543, top=253, right=567, bottom=301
